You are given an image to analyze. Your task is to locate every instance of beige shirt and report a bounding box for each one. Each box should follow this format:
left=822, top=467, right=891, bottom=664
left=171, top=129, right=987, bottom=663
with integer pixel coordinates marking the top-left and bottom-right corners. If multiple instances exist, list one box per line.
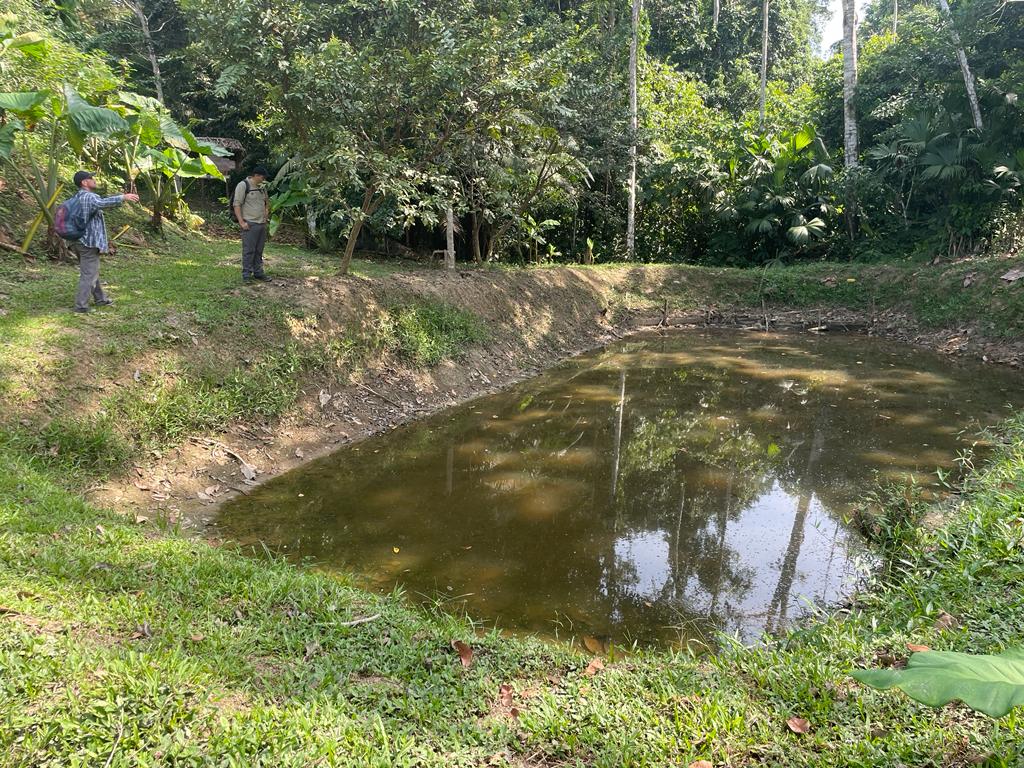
left=233, top=178, right=268, bottom=224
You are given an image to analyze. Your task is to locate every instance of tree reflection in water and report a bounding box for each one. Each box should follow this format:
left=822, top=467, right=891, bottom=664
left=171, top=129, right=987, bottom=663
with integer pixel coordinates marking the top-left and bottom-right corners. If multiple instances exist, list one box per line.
left=218, top=330, right=1023, bottom=647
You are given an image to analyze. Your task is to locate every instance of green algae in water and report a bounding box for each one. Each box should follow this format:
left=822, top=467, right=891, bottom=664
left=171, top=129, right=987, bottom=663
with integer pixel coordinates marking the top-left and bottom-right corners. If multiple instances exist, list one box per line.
left=217, top=330, right=1024, bottom=647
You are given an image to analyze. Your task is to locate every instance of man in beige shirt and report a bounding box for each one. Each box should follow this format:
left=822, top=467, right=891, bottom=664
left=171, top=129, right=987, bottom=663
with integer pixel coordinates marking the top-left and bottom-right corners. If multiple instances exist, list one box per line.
left=233, top=165, right=270, bottom=282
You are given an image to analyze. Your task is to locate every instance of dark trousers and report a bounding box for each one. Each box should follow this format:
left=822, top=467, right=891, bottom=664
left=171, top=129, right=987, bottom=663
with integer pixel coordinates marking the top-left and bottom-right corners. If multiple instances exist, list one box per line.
left=241, top=222, right=267, bottom=278
left=72, top=243, right=109, bottom=310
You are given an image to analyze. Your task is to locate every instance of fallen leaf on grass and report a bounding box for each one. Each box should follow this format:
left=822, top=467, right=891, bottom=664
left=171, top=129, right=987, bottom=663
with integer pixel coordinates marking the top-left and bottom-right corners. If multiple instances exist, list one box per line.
left=509, top=706, right=520, bottom=719
left=689, top=761, right=714, bottom=768
left=786, top=716, right=811, bottom=734
left=907, top=643, right=931, bottom=653
left=934, top=611, right=958, bottom=632
left=451, top=639, right=473, bottom=668
left=499, top=683, right=513, bottom=707
left=584, top=658, right=605, bottom=676
left=304, top=641, right=320, bottom=661
left=189, top=634, right=205, bottom=643
left=133, top=481, right=151, bottom=491
left=130, top=622, right=153, bottom=640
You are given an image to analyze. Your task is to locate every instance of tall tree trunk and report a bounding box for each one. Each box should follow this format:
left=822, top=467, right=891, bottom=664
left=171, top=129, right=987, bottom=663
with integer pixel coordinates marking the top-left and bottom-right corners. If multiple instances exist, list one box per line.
left=892, top=0, right=898, bottom=34
left=759, top=0, right=769, bottom=126
left=625, top=0, right=641, bottom=261
left=341, top=186, right=376, bottom=275
left=470, top=211, right=482, bottom=263
left=713, top=0, right=720, bottom=30
left=841, top=0, right=860, bottom=240
left=121, top=0, right=164, bottom=104
left=841, top=0, right=858, bottom=169
left=935, top=0, right=983, bottom=131
left=445, top=206, right=456, bottom=270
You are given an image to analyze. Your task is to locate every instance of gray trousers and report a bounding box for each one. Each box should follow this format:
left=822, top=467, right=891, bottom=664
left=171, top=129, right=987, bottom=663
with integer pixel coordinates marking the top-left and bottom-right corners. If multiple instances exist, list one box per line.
left=72, top=244, right=109, bottom=310
left=241, top=222, right=267, bottom=278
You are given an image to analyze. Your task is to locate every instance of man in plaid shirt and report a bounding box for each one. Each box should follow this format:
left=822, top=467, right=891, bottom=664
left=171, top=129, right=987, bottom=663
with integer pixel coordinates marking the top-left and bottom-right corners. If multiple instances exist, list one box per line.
left=70, top=170, right=139, bottom=313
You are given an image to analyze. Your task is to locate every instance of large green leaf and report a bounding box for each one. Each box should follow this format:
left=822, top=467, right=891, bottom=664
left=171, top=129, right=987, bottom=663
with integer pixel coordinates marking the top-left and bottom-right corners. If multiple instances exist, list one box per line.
left=0, top=90, right=49, bottom=117
left=2, top=32, right=46, bottom=59
left=851, top=648, right=1024, bottom=718
left=64, top=85, right=127, bottom=153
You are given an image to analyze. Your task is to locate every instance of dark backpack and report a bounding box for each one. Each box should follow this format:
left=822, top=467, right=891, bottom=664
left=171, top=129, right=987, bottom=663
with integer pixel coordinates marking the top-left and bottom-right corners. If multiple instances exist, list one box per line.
left=54, top=193, right=91, bottom=241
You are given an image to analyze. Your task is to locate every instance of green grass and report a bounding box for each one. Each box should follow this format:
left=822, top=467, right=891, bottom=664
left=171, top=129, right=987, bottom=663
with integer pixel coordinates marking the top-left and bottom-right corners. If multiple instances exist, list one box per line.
left=376, top=300, right=489, bottom=367
left=0, top=240, right=481, bottom=478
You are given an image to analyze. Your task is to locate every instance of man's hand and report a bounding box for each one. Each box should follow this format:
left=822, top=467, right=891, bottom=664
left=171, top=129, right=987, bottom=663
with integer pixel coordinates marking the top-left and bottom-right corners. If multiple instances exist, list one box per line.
left=123, top=193, right=140, bottom=203
left=240, top=221, right=250, bottom=231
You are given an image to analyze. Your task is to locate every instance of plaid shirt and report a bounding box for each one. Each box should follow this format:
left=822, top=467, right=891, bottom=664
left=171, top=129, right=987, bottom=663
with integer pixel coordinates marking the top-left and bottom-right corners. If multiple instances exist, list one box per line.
left=74, top=190, right=124, bottom=253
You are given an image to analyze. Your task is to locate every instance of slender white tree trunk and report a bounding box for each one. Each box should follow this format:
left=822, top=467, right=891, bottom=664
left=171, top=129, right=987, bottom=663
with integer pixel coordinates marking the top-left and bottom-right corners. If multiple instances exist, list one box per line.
left=841, top=0, right=859, bottom=168
left=935, top=0, right=983, bottom=131
left=625, top=0, right=641, bottom=261
left=121, top=0, right=164, bottom=104
left=892, top=0, right=898, bottom=34
left=445, top=206, right=456, bottom=270
left=759, top=0, right=769, bottom=126
left=713, top=0, right=720, bottom=30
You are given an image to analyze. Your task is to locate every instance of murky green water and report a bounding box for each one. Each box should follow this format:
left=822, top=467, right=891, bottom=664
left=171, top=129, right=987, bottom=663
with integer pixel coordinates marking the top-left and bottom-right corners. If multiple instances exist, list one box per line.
left=218, top=330, right=1022, bottom=646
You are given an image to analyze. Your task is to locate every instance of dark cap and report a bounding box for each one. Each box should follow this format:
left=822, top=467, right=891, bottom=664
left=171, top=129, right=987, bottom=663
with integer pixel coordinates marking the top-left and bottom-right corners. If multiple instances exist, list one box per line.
left=73, top=170, right=95, bottom=187
left=251, top=164, right=269, bottom=178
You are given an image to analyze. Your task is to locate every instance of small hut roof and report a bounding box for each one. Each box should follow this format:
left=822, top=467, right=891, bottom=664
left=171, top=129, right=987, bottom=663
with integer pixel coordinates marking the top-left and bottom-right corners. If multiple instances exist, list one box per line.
left=194, top=136, right=245, bottom=152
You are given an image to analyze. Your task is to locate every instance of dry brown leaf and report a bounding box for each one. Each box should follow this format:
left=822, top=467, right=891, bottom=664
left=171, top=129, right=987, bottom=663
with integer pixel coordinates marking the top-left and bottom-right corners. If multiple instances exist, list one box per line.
left=584, top=657, right=605, bottom=676
left=452, top=639, right=473, bottom=668
left=786, top=716, right=811, bottom=734
left=583, top=635, right=609, bottom=655
left=906, top=643, right=931, bottom=653
left=499, top=683, right=513, bottom=707
left=130, top=622, right=153, bottom=640
left=189, top=634, right=205, bottom=643
left=1001, top=266, right=1024, bottom=283
left=689, top=761, right=714, bottom=768
left=934, top=611, right=958, bottom=632
left=509, top=706, right=520, bottom=719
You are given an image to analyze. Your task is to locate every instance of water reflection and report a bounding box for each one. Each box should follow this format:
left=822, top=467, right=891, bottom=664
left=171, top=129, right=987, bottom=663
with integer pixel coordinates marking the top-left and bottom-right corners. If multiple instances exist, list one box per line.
left=217, top=331, right=1023, bottom=646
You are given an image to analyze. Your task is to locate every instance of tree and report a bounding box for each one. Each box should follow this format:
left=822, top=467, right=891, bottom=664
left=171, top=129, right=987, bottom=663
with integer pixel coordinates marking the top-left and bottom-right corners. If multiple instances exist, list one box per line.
left=934, top=0, right=983, bottom=131
left=759, top=0, right=769, bottom=126
left=841, top=0, right=858, bottom=168
left=626, top=0, right=642, bottom=260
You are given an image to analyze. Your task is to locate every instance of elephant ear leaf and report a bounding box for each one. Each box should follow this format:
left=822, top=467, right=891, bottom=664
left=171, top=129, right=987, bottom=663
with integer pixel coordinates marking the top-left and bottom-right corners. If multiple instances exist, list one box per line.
left=63, top=85, right=127, bottom=153
left=851, top=648, right=1024, bottom=718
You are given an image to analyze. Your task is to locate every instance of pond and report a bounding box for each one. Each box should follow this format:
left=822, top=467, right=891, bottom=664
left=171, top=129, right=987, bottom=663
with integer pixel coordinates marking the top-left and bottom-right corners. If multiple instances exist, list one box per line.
left=217, top=330, right=1023, bottom=647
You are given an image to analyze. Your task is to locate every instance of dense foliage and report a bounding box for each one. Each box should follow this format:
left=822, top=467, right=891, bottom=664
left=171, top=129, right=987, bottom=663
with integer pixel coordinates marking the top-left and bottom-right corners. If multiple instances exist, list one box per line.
left=1, top=0, right=1021, bottom=265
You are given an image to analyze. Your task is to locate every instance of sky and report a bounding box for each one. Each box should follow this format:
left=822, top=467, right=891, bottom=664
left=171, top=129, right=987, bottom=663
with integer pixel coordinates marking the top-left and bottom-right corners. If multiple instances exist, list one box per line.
left=818, top=0, right=870, bottom=56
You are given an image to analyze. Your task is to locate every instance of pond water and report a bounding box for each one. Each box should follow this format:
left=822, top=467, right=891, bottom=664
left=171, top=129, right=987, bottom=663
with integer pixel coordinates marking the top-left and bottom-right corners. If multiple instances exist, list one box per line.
left=217, top=330, right=1022, bottom=647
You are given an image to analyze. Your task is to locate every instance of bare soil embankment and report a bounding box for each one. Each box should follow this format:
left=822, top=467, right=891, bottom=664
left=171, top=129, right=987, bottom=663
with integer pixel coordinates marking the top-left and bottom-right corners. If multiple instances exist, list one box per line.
left=85, top=262, right=1024, bottom=528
